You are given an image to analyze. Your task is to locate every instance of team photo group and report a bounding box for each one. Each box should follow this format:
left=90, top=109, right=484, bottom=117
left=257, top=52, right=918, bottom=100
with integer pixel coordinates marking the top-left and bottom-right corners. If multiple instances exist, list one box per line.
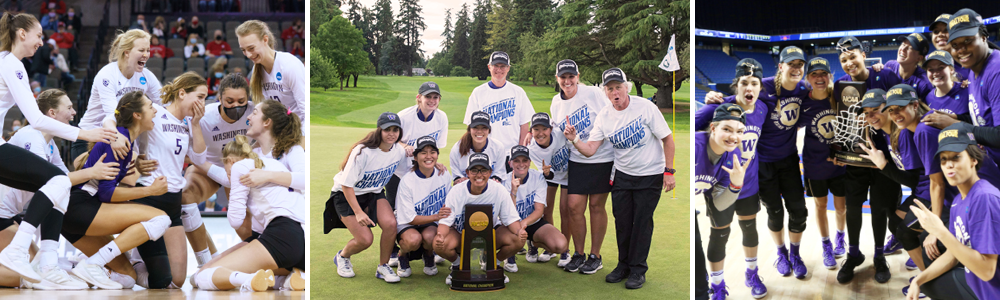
left=696, top=4, right=1000, bottom=300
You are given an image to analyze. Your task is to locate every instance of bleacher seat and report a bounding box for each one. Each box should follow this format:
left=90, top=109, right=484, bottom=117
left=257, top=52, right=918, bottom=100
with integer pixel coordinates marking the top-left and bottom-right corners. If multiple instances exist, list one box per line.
left=206, top=21, right=223, bottom=35
left=146, top=57, right=164, bottom=69
left=166, top=57, right=184, bottom=70
left=167, top=39, right=185, bottom=49
left=147, top=67, right=163, bottom=78
left=265, top=22, right=279, bottom=32
left=695, top=49, right=738, bottom=83
left=225, top=21, right=241, bottom=32
left=187, top=58, right=206, bottom=72
left=732, top=51, right=777, bottom=75
left=164, top=68, right=184, bottom=80
left=228, top=58, right=246, bottom=71
left=207, top=57, right=220, bottom=70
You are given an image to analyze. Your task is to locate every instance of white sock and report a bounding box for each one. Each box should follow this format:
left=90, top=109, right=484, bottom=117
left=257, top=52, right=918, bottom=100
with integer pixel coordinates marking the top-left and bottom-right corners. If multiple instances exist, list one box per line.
left=821, top=236, right=830, bottom=242
left=791, top=242, right=800, bottom=247
left=38, top=240, right=59, bottom=270
left=11, top=222, right=36, bottom=249
left=195, top=248, right=212, bottom=267
left=229, top=271, right=254, bottom=287
left=837, top=230, right=844, bottom=235
left=710, top=270, right=724, bottom=285
left=86, top=241, right=122, bottom=266
left=746, top=257, right=758, bottom=270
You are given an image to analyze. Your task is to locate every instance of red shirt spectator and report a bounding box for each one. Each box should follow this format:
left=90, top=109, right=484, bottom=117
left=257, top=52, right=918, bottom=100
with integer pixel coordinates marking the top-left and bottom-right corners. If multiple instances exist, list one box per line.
left=40, top=0, right=66, bottom=15
left=281, top=21, right=303, bottom=42
left=149, top=37, right=174, bottom=59
left=205, top=40, right=231, bottom=57
left=51, top=26, right=73, bottom=49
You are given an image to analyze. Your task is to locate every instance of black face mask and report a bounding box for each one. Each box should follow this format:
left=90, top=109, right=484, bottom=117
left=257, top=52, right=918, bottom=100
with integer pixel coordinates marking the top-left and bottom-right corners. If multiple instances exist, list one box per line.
left=223, top=104, right=248, bottom=120
left=216, top=35, right=223, bottom=41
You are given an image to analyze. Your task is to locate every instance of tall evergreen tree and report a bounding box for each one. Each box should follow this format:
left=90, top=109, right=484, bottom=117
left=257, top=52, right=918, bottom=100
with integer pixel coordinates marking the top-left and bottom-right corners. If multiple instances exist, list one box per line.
left=450, top=4, right=471, bottom=69
left=512, top=0, right=554, bottom=39
left=486, top=0, right=517, bottom=64
left=372, top=0, right=394, bottom=75
left=440, top=9, right=453, bottom=52
left=396, top=0, right=426, bottom=76
left=468, top=0, right=492, bottom=79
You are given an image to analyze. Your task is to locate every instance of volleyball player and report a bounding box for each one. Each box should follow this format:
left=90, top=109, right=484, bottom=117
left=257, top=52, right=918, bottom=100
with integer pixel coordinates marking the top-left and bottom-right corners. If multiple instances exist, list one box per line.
left=450, top=111, right=507, bottom=182
left=525, top=112, right=570, bottom=264
left=240, top=99, right=304, bottom=194
left=236, top=20, right=305, bottom=119
left=394, top=136, right=452, bottom=277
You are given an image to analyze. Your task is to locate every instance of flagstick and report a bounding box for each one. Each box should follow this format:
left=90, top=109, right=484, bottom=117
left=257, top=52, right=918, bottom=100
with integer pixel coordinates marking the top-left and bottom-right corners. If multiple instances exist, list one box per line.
left=672, top=70, right=676, bottom=199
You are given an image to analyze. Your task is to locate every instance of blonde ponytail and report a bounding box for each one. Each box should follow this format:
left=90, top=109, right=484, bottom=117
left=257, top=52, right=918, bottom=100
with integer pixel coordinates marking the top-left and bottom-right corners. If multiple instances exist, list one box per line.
left=222, top=135, right=264, bottom=169
left=235, top=20, right=275, bottom=103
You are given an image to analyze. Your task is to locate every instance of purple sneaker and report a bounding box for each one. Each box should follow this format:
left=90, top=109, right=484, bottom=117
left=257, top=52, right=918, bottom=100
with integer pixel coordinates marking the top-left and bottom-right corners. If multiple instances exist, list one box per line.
left=905, top=258, right=919, bottom=270
left=834, top=232, right=846, bottom=258
left=790, top=253, right=807, bottom=279
left=884, top=235, right=903, bottom=255
left=774, top=250, right=791, bottom=276
left=744, top=268, right=767, bottom=299
left=903, top=277, right=928, bottom=298
left=710, top=280, right=729, bottom=300
left=821, top=242, right=836, bottom=269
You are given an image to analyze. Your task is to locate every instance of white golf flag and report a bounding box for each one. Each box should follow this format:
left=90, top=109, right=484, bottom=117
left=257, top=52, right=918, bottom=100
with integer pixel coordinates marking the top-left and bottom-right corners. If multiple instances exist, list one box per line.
left=660, top=34, right=680, bottom=72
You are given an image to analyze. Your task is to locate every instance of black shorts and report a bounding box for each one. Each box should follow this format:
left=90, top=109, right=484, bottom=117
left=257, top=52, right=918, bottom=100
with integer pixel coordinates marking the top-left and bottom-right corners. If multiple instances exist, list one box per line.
left=567, top=161, right=613, bottom=194
left=526, top=218, right=550, bottom=241
left=396, top=223, right=436, bottom=243
left=546, top=182, right=569, bottom=190
left=705, top=193, right=761, bottom=228
left=258, top=217, right=305, bottom=271
left=244, top=231, right=261, bottom=243
left=901, top=195, right=931, bottom=229
left=0, top=215, right=22, bottom=232
left=62, top=189, right=103, bottom=244
left=323, top=190, right=386, bottom=233
left=805, top=175, right=846, bottom=197
left=132, top=191, right=182, bottom=227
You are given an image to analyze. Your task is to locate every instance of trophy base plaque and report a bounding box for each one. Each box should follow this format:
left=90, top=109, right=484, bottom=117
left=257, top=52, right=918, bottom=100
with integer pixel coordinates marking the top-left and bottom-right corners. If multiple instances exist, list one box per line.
left=450, top=204, right=506, bottom=291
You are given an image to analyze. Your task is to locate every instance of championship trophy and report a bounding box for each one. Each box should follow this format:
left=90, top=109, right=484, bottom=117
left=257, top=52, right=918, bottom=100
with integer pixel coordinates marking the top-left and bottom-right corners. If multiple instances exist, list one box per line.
left=829, top=81, right=876, bottom=167
left=450, top=204, right=505, bottom=291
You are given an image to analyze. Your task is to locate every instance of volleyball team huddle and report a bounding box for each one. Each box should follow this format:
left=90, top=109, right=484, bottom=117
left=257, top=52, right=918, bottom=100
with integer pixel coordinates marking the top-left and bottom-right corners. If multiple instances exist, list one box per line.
left=697, top=7, right=1000, bottom=300
left=0, top=12, right=305, bottom=292
left=326, top=52, right=676, bottom=290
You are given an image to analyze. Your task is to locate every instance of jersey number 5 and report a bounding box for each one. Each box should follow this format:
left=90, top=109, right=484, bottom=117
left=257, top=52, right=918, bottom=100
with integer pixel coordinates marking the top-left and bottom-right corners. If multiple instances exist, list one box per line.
left=175, top=139, right=183, bottom=155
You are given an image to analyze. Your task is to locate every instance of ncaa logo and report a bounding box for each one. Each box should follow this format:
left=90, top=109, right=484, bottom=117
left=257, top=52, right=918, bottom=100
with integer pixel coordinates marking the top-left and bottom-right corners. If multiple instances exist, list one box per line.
left=276, top=72, right=282, bottom=81
left=246, top=120, right=250, bottom=126
left=14, top=71, right=22, bottom=80
left=140, top=77, right=147, bottom=85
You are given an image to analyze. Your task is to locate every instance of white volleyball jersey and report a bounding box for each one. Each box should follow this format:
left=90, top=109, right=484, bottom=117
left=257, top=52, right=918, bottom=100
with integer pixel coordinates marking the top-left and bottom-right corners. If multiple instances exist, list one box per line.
left=136, top=104, right=197, bottom=193
left=527, top=130, right=570, bottom=186
left=331, top=144, right=406, bottom=195
left=448, top=137, right=506, bottom=179
left=0, top=52, right=79, bottom=146
left=199, top=102, right=254, bottom=166
left=463, top=81, right=535, bottom=151
left=550, top=85, right=615, bottom=163
left=254, top=144, right=305, bottom=192
left=394, top=106, right=449, bottom=178
left=590, top=96, right=673, bottom=177
left=395, top=168, right=453, bottom=233
left=257, top=51, right=305, bottom=119
left=438, top=180, right=521, bottom=231
left=228, top=157, right=305, bottom=231
left=80, top=62, right=163, bottom=130
left=500, top=169, right=548, bottom=225
left=0, top=126, right=69, bottom=218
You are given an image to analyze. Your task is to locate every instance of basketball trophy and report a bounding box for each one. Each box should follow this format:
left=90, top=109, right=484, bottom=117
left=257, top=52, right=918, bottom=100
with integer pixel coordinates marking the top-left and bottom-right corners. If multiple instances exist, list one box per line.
left=829, top=81, right=875, bottom=167
left=451, top=204, right=505, bottom=291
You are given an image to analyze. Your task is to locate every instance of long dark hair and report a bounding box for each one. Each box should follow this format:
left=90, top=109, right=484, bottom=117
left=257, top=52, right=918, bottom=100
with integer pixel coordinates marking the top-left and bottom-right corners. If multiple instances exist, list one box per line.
left=115, top=91, right=148, bottom=128
left=260, top=100, right=302, bottom=160
left=339, top=126, right=403, bottom=171
left=458, top=125, right=490, bottom=156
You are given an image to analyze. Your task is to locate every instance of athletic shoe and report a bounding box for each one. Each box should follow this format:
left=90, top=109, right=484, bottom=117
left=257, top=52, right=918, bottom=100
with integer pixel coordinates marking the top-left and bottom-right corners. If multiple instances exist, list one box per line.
left=526, top=244, right=539, bottom=263
left=625, top=273, right=645, bottom=289
left=905, top=258, right=919, bottom=270
left=557, top=252, right=571, bottom=267
left=822, top=241, right=836, bottom=270
left=397, top=255, right=412, bottom=278
left=445, top=265, right=458, bottom=285
left=108, top=270, right=134, bottom=289
left=580, top=254, right=603, bottom=274
left=790, top=253, right=807, bottom=279
left=884, top=234, right=903, bottom=255
left=376, top=264, right=400, bottom=283
left=33, top=266, right=88, bottom=290
left=238, top=269, right=275, bottom=292
left=504, top=256, right=518, bottom=272
left=564, top=253, right=585, bottom=272
left=335, top=250, right=355, bottom=278
left=774, top=250, right=791, bottom=277
left=284, top=268, right=305, bottom=291
left=72, top=260, right=122, bottom=289
left=834, top=231, right=847, bottom=258
left=605, top=265, right=630, bottom=283
left=539, top=250, right=553, bottom=262
left=434, top=254, right=446, bottom=265
left=836, top=253, right=865, bottom=284
left=388, top=248, right=399, bottom=267
left=517, top=247, right=527, bottom=255
left=745, top=267, right=767, bottom=298
left=422, top=253, right=438, bottom=276
left=0, top=244, right=41, bottom=283
left=903, top=277, right=928, bottom=299
left=873, top=255, right=890, bottom=283
left=709, top=280, right=729, bottom=300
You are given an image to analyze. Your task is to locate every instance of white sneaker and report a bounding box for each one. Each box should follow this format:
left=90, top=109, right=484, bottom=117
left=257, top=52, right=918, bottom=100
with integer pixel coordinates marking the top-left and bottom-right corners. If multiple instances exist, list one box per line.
left=388, top=253, right=399, bottom=267
left=335, top=250, right=355, bottom=278
left=504, top=260, right=518, bottom=272
left=33, top=266, right=88, bottom=290
left=434, top=254, right=446, bottom=265
left=282, top=268, right=305, bottom=291
left=538, top=251, right=553, bottom=262
left=397, top=265, right=412, bottom=278
left=504, top=274, right=510, bottom=283
left=557, top=253, right=570, bottom=267
left=526, top=251, right=539, bottom=263
left=238, top=269, right=275, bottom=292
left=72, top=260, right=122, bottom=289
left=0, top=245, right=41, bottom=283
left=445, top=273, right=452, bottom=285
left=376, top=264, right=400, bottom=283
left=109, top=270, right=136, bottom=289
left=423, top=265, right=438, bottom=276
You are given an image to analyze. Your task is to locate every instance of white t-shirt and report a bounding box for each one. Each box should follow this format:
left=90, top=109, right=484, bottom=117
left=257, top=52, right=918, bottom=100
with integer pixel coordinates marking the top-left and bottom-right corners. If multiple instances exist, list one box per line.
left=331, top=144, right=406, bottom=195
left=394, top=105, right=449, bottom=178
left=228, top=157, right=305, bottom=232
left=526, top=130, right=570, bottom=186
left=463, top=81, right=535, bottom=151
left=136, top=104, right=203, bottom=193
left=0, top=126, right=69, bottom=218
left=80, top=62, right=163, bottom=130
left=438, top=180, right=521, bottom=231
left=0, top=52, right=79, bottom=146
left=254, top=144, right=305, bottom=193
left=256, top=51, right=306, bottom=119
left=184, top=44, right=205, bottom=58
left=500, top=169, right=547, bottom=226
left=590, top=96, right=672, bottom=177
left=199, top=102, right=253, bottom=166
left=448, top=137, right=506, bottom=179
left=395, top=168, right=452, bottom=233
left=550, top=85, right=615, bottom=163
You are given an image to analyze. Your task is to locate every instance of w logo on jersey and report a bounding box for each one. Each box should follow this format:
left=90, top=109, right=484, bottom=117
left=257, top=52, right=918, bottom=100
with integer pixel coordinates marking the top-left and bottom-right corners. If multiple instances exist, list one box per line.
left=483, top=98, right=517, bottom=126
left=810, top=110, right=837, bottom=144
left=354, top=164, right=397, bottom=189
left=740, top=128, right=759, bottom=163
left=608, top=117, right=647, bottom=150
left=415, top=185, right=448, bottom=216
left=773, top=97, right=802, bottom=129
left=516, top=191, right=538, bottom=219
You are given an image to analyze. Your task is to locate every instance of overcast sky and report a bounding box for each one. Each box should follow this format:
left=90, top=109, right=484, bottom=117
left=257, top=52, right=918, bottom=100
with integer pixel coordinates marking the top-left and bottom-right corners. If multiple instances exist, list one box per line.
left=341, top=0, right=476, bottom=57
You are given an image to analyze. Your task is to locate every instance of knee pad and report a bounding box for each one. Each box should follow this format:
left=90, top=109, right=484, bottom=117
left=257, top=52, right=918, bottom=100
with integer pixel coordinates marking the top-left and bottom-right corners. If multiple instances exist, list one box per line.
left=180, top=203, right=203, bottom=232
left=706, top=227, right=731, bottom=263
left=38, top=175, right=71, bottom=213
left=738, top=219, right=759, bottom=247
left=194, top=267, right=220, bottom=290
left=142, top=252, right=173, bottom=289
left=898, top=223, right=922, bottom=251
left=787, top=208, right=808, bottom=233
left=142, top=215, right=171, bottom=241
left=766, top=209, right=785, bottom=232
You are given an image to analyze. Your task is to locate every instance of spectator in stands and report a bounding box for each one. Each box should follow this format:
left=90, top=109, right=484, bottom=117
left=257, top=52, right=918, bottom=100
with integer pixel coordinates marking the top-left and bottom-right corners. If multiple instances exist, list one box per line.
left=185, top=33, right=206, bottom=59
left=232, top=67, right=244, bottom=77
left=187, top=16, right=206, bottom=40
left=5, top=119, right=23, bottom=140
left=149, top=35, right=174, bottom=58
left=60, top=7, right=81, bottom=35
left=151, top=16, right=167, bottom=40
left=199, top=0, right=215, bottom=12
left=29, top=82, right=41, bottom=98
left=49, top=41, right=74, bottom=88
left=3, top=0, right=23, bottom=14
left=206, top=30, right=233, bottom=59
left=219, top=0, right=233, bottom=12
left=281, top=19, right=303, bottom=50
left=32, top=41, right=54, bottom=87
left=40, top=10, right=59, bottom=31
left=40, top=0, right=66, bottom=15
left=207, top=57, right=227, bottom=99
left=130, top=14, right=148, bottom=32
left=290, top=39, right=303, bottom=59
left=51, top=22, right=76, bottom=70
left=171, top=17, right=188, bottom=39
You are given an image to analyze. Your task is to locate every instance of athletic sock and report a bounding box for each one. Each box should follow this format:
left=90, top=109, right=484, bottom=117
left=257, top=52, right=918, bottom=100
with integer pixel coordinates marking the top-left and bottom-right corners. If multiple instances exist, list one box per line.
left=777, top=245, right=788, bottom=256
left=86, top=241, right=122, bottom=266
left=39, top=240, right=59, bottom=269
left=821, top=236, right=830, bottom=243
left=874, top=245, right=884, bottom=258
left=710, top=270, right=724, bottom=285
left=746, top=257, right=758, bottom=270
left=229, top=271, right=254, bottom=286
left=837, top=229, right=844, bottom=236
left=790, top=242, right=800, bottom=256
left=11, top=223, right=36, bottom=249
left=849, top=244, right=861, bottom=257
left=195, top=248, right=212, bottom=266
